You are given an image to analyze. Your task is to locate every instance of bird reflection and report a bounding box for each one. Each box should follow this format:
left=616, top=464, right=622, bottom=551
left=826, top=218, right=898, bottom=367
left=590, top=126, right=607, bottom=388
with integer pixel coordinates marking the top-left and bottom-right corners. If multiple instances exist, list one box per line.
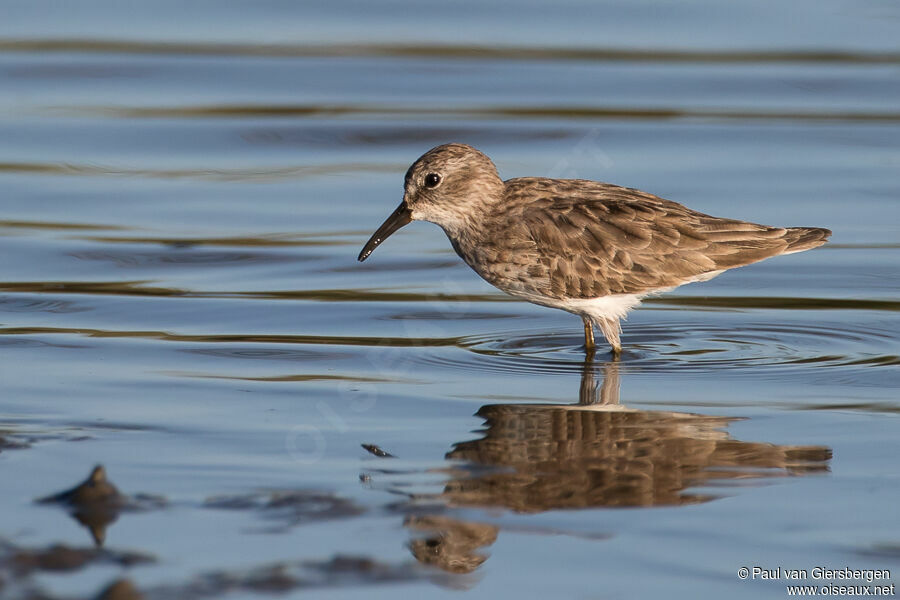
left=36, top=465, right=165, bottom=546
left=405, top=515, right=499, bottom=575
left=36, top=465, right=124, bottom=546
left=401, top=359, right=831, bottom=572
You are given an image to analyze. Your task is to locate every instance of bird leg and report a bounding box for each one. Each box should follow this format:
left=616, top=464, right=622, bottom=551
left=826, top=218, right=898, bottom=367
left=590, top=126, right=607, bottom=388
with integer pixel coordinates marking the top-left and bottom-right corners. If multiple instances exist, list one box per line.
left=597, top=317, right=622, bottom=356
left=582, top=316, right=595, bottom=353
left=583, top=316, right=622, bottom=356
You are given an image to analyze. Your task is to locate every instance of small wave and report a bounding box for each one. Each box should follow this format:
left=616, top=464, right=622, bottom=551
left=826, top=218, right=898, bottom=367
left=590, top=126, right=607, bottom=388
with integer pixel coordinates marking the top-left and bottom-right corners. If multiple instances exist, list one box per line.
left=0, top=294, right=87, bottom=314
left=69, top=249, right=295, bottom=269
left=409, top=321, right=899, bottom=379
left=241, top=124, right=570, bottom=148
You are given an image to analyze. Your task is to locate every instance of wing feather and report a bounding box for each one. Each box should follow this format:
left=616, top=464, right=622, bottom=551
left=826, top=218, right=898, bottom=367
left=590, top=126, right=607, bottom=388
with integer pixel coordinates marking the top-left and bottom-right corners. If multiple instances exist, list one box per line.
left=477, top=178, right=830, bottom=300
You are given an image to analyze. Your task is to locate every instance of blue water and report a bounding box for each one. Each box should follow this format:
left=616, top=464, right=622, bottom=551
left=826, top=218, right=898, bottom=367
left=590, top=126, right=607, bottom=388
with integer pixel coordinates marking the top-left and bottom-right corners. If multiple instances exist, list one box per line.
left=1, top=1, right=898, bottom=598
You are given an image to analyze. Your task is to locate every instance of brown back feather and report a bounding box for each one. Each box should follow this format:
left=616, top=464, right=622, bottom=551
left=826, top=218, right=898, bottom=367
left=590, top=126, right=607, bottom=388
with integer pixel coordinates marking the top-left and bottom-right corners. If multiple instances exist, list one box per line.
left=467, top=178, right=831, bottom=300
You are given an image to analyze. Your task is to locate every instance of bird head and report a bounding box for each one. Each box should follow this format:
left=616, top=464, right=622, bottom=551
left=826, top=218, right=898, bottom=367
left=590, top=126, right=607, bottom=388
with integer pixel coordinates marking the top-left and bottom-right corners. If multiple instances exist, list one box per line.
left=358, top=143, right=503, bottom=261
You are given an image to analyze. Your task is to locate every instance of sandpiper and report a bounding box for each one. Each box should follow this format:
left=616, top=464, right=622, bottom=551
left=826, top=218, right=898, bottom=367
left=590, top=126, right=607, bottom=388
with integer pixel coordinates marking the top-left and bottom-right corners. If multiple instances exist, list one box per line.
left=358, top=144, right=831, bottom=355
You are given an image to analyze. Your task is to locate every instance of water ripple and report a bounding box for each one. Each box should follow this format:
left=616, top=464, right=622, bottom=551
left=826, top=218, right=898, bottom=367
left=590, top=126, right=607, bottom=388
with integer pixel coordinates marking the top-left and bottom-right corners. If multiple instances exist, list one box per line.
left=409, top=322, right=899, bottom=379
left=64, top=103, right=900, bottom=123
left=0, top=294, right=87, bottom=314
left=241, top=125, right=570, bottom=148
left=70, top=249, right=295, bottom=269
left=3, top=39, right=899, bottom=64
left=0, top=160, right=397, bottom=182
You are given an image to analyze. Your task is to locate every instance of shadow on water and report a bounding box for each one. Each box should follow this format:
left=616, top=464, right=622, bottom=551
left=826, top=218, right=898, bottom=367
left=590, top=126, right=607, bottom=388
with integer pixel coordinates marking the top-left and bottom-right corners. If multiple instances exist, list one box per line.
left=364, top=360, right=832, bottom=573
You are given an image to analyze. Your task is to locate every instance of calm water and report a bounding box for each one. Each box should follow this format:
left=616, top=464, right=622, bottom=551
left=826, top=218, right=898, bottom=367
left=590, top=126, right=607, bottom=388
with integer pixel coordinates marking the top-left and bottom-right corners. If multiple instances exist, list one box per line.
left=1, top=2, right=899, bottom=598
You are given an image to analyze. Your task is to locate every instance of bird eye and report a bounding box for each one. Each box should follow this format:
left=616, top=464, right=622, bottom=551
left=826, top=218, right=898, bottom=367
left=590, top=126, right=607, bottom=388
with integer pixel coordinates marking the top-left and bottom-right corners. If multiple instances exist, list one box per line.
left=424, top=173, right=442, bottom=189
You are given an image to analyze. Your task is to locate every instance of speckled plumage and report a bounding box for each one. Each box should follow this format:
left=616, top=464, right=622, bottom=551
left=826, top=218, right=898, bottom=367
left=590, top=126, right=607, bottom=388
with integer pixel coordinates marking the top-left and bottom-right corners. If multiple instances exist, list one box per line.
left=359, top=143, right=831, bottom=355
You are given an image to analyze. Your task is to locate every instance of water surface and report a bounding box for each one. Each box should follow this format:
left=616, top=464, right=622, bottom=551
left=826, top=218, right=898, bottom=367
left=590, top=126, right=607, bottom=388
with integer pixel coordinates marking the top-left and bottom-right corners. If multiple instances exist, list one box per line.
left=1, top=2, right=898, bottom=598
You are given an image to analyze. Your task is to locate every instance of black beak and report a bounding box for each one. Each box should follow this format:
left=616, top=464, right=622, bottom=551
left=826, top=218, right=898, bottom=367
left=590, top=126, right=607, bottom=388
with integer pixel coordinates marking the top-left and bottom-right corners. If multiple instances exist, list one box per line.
left=358, top=203, right=413, bottom=262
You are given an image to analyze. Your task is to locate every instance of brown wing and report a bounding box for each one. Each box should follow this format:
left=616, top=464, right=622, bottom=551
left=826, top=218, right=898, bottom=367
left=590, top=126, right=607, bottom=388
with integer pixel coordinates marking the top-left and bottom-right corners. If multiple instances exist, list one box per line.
left=490, top=178, right=830, bottom=300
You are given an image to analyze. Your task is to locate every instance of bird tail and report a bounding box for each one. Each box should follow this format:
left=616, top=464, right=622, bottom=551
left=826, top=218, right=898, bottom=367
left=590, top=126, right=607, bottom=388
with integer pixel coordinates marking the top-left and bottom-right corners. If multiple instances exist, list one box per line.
left=781, top=227, right=832, bottom=255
